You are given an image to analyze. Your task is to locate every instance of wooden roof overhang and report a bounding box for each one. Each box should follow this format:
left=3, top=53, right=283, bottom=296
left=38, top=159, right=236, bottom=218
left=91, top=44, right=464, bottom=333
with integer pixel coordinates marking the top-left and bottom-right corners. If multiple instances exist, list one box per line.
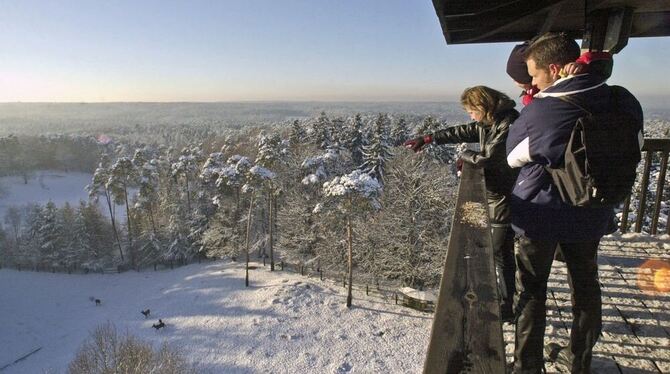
left=432, top=0, right=670, bottom=45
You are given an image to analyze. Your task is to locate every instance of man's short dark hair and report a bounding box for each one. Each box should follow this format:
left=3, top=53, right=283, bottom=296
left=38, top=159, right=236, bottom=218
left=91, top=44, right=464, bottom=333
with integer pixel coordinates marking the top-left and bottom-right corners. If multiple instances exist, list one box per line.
left=525, top=32, right=580, bottom=70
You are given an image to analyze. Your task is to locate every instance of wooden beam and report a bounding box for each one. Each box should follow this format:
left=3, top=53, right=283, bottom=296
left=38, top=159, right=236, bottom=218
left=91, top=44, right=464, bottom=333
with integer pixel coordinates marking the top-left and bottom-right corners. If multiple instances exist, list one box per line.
left=582, top=7, right=634, bottom=53
left=423, top=163, right=505, bottom=374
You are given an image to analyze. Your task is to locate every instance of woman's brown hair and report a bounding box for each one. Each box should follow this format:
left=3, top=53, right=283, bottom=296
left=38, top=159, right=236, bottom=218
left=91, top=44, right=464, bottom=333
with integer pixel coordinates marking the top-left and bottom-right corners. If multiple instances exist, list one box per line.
left=460, top=85, right=515, bottom=124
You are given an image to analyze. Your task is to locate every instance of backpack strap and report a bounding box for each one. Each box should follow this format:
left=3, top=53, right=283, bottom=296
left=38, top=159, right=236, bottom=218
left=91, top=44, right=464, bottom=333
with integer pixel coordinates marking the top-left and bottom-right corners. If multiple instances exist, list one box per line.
left=556, top=95, right=592, bottom=116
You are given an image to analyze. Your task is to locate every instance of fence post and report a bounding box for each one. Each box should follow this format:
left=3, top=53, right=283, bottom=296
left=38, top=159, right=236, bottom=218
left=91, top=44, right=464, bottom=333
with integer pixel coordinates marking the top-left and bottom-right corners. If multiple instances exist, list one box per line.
left=320, top=269, right=323, bottom=281
left=300, top=265, right=304, bottom=276
left=395, top=292, right=398, bottom=305
left=635, top=151, right=653, bottom=232
left=366, top=285, right=369, bottom=296
left=280, top=261, right=284, bottom=271
left=620, top=195, right=631, bottom=233
left=650, top=151, right=668, bottom=235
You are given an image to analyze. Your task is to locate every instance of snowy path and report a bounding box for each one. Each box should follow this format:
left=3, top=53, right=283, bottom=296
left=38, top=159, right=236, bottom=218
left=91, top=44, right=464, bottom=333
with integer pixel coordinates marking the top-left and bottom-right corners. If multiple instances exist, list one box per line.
left=0, top=261, right=431, bottom=374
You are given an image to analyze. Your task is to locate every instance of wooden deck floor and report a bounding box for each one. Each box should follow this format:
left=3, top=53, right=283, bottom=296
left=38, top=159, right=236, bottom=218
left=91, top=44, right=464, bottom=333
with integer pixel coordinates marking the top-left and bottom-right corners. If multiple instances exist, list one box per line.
left=502, top=233, right=670, bottom=373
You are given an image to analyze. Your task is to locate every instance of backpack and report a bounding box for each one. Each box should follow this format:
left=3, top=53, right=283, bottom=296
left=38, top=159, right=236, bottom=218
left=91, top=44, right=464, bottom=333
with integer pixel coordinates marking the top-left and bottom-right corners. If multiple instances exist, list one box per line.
left=545, top=86, right=642, bottom=208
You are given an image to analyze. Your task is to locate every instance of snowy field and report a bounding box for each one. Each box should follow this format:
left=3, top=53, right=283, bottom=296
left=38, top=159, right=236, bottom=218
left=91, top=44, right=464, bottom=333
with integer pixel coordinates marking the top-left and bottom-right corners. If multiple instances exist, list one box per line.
left=0, top=261, right=432, bottom=374
left=0, top=170, right=126, bottom=222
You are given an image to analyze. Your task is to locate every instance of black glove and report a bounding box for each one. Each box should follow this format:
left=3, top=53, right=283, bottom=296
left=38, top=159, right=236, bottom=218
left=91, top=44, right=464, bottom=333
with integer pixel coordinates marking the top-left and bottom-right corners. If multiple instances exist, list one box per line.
left=403, top=135, right=433, bottom=153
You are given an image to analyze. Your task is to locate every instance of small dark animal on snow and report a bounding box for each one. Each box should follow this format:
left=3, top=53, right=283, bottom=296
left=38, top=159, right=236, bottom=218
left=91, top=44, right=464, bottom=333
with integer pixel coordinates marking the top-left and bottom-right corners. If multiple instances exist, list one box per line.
left=152, top=319, right=165, bottom=330
left=95, top=299, right=101, bottom=306
left=141, top=309, right=151, bottom=318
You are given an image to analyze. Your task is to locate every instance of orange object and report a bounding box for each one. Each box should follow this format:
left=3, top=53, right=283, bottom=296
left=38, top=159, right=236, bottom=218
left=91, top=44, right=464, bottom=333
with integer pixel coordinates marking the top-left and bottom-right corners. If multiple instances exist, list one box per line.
left=637, top=259, right=670, bottom=294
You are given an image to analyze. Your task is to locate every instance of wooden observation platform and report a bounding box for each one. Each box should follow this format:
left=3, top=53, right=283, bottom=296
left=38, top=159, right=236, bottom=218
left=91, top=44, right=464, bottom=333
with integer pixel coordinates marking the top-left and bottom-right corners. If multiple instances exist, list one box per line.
left=424, top=2, right=670, bottom=372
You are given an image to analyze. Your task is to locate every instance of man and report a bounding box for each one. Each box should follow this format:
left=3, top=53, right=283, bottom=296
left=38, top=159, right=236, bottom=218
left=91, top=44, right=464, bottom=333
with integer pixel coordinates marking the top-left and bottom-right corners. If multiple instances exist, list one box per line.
left=505, top=33, right=642, bottom=373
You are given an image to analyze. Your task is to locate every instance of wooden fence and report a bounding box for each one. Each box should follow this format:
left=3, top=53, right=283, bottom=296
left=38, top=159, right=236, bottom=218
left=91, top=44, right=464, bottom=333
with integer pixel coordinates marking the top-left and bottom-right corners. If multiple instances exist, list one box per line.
left=620, top=138, right=670, bottom=234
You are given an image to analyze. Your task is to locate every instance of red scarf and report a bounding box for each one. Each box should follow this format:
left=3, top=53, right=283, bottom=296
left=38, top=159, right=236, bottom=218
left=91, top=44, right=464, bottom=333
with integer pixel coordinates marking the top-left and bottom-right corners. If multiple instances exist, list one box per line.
left=521, top=86, right=540, bottom=106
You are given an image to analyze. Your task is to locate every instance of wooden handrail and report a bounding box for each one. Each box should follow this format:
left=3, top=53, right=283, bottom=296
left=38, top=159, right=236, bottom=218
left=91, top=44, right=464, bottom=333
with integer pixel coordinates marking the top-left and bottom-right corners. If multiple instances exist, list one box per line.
left=623, top=138, right=670, bottom=235
left=423, top=162, right=504, bottom=374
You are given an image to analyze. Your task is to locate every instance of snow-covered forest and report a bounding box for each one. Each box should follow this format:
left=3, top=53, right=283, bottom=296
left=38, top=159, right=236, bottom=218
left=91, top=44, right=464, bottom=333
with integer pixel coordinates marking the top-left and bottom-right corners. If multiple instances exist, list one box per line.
left=1, top=103, right=669, bottom=290
left=0, top=106, right=467, bottom=289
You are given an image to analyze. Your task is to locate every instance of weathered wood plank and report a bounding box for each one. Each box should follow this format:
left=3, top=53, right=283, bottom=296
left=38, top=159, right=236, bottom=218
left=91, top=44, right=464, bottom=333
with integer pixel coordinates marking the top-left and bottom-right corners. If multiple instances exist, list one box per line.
left=423, top=163, right=505, bottom=374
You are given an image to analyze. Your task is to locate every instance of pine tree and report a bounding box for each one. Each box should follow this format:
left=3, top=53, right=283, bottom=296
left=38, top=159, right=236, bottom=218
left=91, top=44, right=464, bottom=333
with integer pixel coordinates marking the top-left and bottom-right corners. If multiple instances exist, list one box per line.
left=320, top=169, right=382, bottom=307
left=345, top=114, right=366, bottom=167
left=361, top=113, right=393, bottom=184
left=60, top=202, right=77, bottom=267
left=38, top=201, right=63, bottom=267
left=171, top=146, right=205, bottom=214
left=72, top=201, right=96, bottom=269
left=289, top=120, right=306, bottom=148
left=255, top=132, right=285, bottom=270
left=311, top=112, right=333, bottom=150
left=240, top=163, right=276, bottom=286
left=390, top=117, right=409, bottom=147
left=4, top=206, right=22, bottom=257
left=107, top=157, right=138, bottom=265
left=88, top=155, right=124, bottom=262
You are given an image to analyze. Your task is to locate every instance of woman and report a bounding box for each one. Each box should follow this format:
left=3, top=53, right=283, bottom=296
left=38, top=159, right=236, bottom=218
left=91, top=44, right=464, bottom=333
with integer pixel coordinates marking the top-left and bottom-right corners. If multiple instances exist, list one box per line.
left=404, top=86, right=519, bottom=321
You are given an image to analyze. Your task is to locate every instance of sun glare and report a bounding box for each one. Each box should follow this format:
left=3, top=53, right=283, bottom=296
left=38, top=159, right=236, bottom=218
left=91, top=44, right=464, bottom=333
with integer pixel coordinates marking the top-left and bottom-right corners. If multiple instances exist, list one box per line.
left=637, top=259, right=670, bottom=294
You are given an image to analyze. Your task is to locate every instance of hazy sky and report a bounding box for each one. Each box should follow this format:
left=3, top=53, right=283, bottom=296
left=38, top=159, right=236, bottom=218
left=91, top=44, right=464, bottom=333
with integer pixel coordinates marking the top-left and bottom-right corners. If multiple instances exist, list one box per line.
left=1, top=0, right=669, bottom=103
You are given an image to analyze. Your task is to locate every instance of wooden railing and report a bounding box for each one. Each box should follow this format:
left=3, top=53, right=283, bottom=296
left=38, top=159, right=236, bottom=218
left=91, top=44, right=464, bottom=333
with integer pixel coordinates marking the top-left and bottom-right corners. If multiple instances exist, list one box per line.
left=620, top=138, right=670, bottom=235
left=424, top=138, right=670, bottom=373
left=423, top=162, right=504, bottom=374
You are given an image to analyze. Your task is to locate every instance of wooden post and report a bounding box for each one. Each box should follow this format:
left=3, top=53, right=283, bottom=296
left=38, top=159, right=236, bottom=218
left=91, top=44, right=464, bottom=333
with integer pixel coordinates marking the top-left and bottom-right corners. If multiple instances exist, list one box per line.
left=620, top=195, right=631, bottom=233
left=635, top=151, right=653, bottom=232
left=320, top=269, right=323, bottom=281
left=395, top=292, right=398, bottom=305
left=366, top=284, right=369, bottom=296
left=423, top=162, right=505, bottom=374
left=650, top=151, right=668, bottom=235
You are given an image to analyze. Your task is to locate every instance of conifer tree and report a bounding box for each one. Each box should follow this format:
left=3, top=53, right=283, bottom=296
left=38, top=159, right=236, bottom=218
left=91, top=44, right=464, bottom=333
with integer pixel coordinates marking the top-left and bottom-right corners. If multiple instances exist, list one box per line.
left=361, top=113, right=393, bottom=184
left=320, top=169, right=382, bottom=307
left=241, top=163, right=275, bottom=286
left=38, top=201, right=63, bottom=267
left=107, top=157, right=138, bottom=265
left=88, top=155, right=124, bottom=262
left=289, top=120, right=306, bottom=148
left=255, top=133, right=285, bottom=270
left=344, top=114, right=365, bottom=167
left=390, top=117, right=409, bottom=147
left=311, top=111, right=333, bottom=150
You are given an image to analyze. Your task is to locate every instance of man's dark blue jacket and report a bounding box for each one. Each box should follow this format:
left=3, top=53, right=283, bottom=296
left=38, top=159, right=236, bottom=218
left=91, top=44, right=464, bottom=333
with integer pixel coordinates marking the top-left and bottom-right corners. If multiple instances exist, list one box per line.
left=505, top=74, right=643, bottom=242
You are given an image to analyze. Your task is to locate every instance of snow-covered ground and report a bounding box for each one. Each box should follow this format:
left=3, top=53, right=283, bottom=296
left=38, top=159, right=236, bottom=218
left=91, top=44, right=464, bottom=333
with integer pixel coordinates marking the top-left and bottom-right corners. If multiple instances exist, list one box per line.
left=0, top=261, right=431, bottom=374
left=0, top=170, right=126, bottom=222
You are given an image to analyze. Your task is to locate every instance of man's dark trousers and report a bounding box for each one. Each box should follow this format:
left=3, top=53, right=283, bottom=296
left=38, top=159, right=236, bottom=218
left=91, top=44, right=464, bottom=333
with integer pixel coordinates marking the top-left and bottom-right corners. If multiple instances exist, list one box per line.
left=512, top=235, right=602, bottom=374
